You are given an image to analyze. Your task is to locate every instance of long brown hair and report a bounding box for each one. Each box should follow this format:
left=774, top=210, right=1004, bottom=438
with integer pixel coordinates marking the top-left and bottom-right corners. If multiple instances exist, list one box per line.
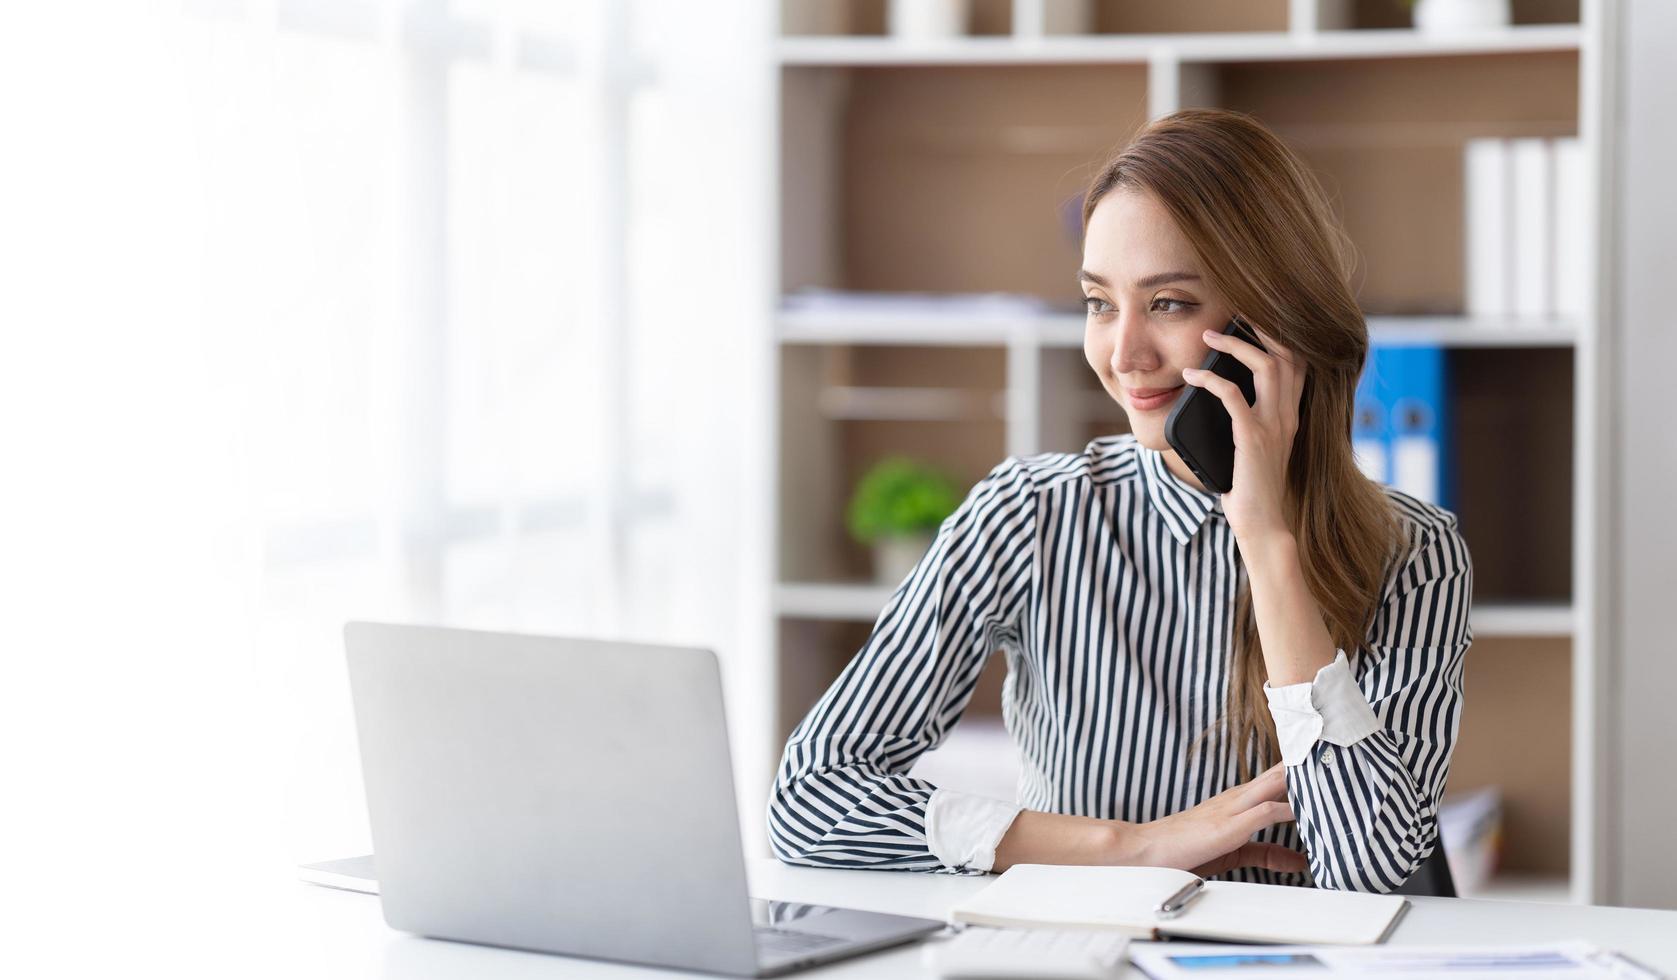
left=1080, top=108, right=1403, bottom=779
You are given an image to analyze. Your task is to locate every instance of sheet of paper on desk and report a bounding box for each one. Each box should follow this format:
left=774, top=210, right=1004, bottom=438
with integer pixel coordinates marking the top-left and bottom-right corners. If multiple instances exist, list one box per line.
left=1127, top=940, right=1666, bottom=980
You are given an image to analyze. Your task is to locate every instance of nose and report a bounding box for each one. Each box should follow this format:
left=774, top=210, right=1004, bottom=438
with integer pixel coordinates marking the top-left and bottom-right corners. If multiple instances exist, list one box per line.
left=1110, top=307, right=1157, bottom=376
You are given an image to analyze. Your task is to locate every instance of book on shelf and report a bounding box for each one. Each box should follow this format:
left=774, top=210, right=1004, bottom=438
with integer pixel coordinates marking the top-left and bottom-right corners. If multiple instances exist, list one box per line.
left=1353, top=344, right=1453, bottom=510
left=1551, top=137, right=1588, bottom=319
left=1438, top=785, right=1504, bottom=895
left=1511, top=137, right=1552, bottom=319
left=1465, top=138, right=1511, bottom=319
left=1464, top=136, right=1588, bottom=324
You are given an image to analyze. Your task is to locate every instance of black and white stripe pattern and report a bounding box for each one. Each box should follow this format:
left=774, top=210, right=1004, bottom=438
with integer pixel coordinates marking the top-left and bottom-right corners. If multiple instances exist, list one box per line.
left=766, top=433, right=1473, bottom=892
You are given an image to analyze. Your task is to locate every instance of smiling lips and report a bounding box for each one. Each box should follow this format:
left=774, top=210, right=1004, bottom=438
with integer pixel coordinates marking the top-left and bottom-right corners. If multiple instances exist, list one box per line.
left=1125, top=384, right=1185, bottom=411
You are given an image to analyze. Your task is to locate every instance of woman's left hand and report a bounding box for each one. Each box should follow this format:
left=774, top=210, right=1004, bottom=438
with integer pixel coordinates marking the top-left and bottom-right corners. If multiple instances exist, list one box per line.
left=1181, top=321, right=1306, bottom=550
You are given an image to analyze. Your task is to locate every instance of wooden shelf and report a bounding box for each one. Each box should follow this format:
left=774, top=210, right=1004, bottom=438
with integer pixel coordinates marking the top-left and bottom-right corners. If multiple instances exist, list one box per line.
left=778, top=308, right=1031, bottom=346
left=778, top=25, right=1582, bottom=66
left=1041, top=314, right=1581, bottom=348
left=817, top=385, right=1008, bottom=421
left=778, top=581, right=1573, bottom=638
left=777, top=581, right=898, bottom=620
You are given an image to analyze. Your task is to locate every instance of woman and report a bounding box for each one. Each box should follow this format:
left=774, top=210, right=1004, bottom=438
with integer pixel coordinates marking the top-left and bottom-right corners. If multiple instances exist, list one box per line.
left=766, top=108, right=1473, bottom=893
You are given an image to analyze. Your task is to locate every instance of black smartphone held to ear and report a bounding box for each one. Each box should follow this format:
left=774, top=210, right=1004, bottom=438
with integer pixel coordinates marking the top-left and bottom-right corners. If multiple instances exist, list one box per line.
left=1163, top=314, right=1266, bottom=495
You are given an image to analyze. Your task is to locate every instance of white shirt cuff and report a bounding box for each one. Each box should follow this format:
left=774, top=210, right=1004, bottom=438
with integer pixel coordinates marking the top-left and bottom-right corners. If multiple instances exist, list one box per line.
left=925, top=787, right=1025, bottom=873
left=1263, top=649, right=1382, bottom=767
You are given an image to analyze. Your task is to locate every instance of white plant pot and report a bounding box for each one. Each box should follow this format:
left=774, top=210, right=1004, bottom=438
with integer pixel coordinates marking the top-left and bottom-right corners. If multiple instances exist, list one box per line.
left=888, top=0, right=970, bottom=39
left=873, top=532, right=935, bottom=585
left=1413, top=0, right=1511, bottom=33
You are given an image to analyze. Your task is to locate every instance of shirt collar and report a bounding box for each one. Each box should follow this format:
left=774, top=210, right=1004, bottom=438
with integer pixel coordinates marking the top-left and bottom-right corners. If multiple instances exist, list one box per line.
left=1136, top=442, right=1223, bottom=547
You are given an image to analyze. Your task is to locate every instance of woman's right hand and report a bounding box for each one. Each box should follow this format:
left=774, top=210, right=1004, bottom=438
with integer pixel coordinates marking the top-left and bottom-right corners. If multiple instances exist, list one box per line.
left=1126, top=763, right=1308, bottom=877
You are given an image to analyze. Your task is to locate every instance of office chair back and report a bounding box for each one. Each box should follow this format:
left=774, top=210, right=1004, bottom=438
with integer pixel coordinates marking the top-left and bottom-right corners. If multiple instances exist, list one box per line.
left=1394, top=846, right=1457, bottom=898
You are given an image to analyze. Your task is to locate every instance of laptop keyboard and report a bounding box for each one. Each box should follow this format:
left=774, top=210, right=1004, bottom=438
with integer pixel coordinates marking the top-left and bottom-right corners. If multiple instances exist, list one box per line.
left=754, top=926, right=848, bottom=955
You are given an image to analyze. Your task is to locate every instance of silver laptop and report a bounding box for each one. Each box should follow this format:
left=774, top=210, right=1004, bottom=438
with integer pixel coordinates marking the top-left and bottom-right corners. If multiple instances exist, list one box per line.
left=343, top=620, right=944, bottom=976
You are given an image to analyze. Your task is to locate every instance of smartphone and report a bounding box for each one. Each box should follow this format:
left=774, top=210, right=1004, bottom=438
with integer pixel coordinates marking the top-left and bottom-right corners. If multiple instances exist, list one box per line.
left=1163, top=314, right=1266, bottom=495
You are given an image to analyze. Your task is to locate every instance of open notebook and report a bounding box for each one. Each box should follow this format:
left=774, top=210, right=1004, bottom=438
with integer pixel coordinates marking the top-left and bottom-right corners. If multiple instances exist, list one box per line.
left=949, top=865, right=1408, bottom=945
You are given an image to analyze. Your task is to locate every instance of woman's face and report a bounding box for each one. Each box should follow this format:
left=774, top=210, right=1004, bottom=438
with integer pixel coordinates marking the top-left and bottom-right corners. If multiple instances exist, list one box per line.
left=1081, top=186, right=1234, bottom=452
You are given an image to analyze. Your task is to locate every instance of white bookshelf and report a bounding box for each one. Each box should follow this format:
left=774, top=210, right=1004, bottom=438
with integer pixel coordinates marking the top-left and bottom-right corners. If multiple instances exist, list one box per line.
left=766, top=0, right=1611, bottom=902
left=779, top=309, right=1581, bottom=349
left=777, top=581, right=1574, bottom=638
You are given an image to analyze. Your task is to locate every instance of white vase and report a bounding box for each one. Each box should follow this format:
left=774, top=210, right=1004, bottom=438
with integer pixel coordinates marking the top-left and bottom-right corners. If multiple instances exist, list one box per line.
left=888, top=0, right=970, bottom=39
left=1413, top=0, right=1511, bottom=33
left=873, top=532, right=935, bottom=585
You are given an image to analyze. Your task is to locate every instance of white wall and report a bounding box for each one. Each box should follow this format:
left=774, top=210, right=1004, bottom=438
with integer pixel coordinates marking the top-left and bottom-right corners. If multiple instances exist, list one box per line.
left=1610, top=0, right=1677, bottom=911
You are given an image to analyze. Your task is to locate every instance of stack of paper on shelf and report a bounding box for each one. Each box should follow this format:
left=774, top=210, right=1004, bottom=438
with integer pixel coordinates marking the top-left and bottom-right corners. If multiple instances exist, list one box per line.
left=1438, top=785, right=1504, bottom=896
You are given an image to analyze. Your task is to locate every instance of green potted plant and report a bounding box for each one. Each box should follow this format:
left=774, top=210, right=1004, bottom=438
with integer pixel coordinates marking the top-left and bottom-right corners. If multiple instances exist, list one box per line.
left=846, top=457, right=962, bottom=585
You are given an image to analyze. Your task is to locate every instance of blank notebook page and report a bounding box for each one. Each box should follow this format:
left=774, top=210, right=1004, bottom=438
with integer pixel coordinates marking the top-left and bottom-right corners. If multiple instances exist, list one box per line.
left=950, top=865, right=1407, bottom=945
left=1169, top=879, right=1405, bottom=945
left=951, top=865, right=1198, bottom=929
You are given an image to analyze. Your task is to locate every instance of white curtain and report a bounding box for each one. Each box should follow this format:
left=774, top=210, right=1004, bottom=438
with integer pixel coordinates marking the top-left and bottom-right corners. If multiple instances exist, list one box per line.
left=1, top=0, right=771, bottom=969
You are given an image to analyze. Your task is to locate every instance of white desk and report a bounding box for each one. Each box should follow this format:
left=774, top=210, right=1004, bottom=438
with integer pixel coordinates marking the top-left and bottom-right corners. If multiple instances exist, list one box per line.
left=287, top=858, right=1677, bottom=978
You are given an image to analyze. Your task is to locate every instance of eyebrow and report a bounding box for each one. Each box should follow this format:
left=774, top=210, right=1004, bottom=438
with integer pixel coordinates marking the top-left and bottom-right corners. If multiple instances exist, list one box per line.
left=1078, top=269, right=1202, bottom=290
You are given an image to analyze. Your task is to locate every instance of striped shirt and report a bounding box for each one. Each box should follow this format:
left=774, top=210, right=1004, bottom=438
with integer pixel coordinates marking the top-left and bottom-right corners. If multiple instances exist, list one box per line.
left=766, top=433, right=1473, bottom=892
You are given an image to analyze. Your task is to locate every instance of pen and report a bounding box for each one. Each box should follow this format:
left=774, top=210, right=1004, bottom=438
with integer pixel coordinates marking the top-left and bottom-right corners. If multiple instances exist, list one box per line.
left=1155, top=878, right=1206, bottom=920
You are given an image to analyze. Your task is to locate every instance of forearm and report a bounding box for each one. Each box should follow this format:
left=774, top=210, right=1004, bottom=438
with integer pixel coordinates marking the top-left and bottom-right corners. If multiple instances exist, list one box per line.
left=1241, top=532, right=1338, bottom=687
left=767, top=765, right=946, bottom=872
left=1248, top=520, right=1472, bottom=891
left=991, top=809, right=1133, bottom=873
left=1286, top=736, right=1432, bottom=892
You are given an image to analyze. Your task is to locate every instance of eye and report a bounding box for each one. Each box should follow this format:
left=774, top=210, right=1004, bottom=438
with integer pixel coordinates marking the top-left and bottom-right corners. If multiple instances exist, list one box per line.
left=1082, top=295, right=1114, bottom=315
left=1152, top=297, right=1197, bottom=315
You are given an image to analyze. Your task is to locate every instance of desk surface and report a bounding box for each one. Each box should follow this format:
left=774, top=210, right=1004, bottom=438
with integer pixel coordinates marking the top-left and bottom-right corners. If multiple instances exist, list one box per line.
left=286, top=857, right=1677, bottom=978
